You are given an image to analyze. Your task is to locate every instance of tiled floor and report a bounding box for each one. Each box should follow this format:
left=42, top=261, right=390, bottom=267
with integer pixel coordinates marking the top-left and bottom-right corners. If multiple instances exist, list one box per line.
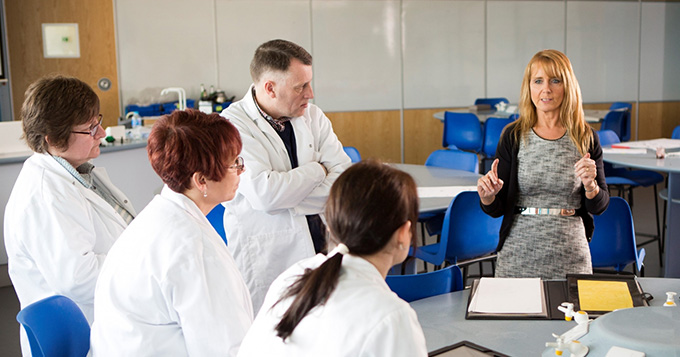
left=0, top=184, right=667, bottom=356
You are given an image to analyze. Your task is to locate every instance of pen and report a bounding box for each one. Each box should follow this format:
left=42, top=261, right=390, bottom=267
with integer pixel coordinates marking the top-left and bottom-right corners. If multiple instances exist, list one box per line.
left=611, top=144, right=630, bottom=149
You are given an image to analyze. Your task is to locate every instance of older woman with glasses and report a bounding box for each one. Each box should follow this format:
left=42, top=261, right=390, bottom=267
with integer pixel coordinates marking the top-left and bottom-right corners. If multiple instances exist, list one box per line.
left=4, top=75, right=136, bottom=355
left=91, top=109, right=253, bottom=356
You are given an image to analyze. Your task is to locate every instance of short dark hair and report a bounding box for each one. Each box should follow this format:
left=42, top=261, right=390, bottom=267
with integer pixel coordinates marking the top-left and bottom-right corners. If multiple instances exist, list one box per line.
left=147, top=109, right=242, bottom=193
left=250, top=39, right=312, bottom=83
left=21, top=74, right=100, bottom=153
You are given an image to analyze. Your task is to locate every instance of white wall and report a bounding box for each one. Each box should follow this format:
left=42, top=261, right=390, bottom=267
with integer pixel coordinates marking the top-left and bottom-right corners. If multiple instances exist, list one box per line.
left=114, top=0, right=680, bottom=112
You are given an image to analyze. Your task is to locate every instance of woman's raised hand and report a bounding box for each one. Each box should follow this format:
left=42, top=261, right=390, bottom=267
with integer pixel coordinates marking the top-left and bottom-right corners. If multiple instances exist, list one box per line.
left=477, top=158, right=504, bottom=205
left=574, top=153, right=598, bottom=195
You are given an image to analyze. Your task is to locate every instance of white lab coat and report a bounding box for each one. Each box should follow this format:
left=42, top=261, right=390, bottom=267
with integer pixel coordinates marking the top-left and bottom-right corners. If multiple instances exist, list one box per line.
left=238, top=253, right=428, bottom=356
left=4, top=153, right=135, bottom=356
left=221, top=85, right=351, bottom=310
left=91, top=186, right=253, bottom=357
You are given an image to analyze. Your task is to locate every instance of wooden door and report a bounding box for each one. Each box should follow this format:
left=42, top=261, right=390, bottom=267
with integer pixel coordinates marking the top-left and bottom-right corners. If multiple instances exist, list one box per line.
left=5, top=0, right=120, bottom=127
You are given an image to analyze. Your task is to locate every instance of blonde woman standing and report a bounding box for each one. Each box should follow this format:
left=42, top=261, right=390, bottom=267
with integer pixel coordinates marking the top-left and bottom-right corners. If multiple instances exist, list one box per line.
left=477, top=50, right=609, bottom=279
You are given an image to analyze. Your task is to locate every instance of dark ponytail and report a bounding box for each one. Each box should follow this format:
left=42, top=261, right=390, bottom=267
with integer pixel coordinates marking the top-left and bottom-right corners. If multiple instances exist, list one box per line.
left=274, top=253, right=344, bottom=340
left=273, top=160, right=418, bottom=341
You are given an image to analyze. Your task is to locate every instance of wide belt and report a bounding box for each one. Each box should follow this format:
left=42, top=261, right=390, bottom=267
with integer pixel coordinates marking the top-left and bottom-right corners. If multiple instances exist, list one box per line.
left=515, top=207, right=576, bottom=216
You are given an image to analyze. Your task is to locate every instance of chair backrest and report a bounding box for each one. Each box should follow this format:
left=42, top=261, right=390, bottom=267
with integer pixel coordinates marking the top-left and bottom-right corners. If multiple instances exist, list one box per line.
left=425, top=149, right=479, bottom=174
left=441, top=191, right=502, bottom=264
left=597, top=129, right=620, bottom=146
left=443, top=112, right=483, bottom=152
left=206, top=204, right=227, bottom=245
left=672, top=125, right=680, bottom=139
left=342, top=146, right=361, bottom=163
left=609, top=102, right=632, bottom=112
left=482, top=117, right=513, bottom=158
left=16, top=295, right=90, bottom=357
left=508, top=113, right=519, bottom=121
left=474, top=97, right=509, bottom=107
left=596, top=130, right=627, bottom=177
left=590, top=197, right=644, bottom=272
left=601, top=110, right=627, bottom=142
left=385, top=265, right=464, bottom=302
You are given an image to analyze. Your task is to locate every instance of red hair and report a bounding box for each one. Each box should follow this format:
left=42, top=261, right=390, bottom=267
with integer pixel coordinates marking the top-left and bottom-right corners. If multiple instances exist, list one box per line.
left=147, top=109, right=242, bottom=193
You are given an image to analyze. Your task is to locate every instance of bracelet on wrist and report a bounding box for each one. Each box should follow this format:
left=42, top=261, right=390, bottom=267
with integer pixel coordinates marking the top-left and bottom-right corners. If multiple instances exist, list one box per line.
left=586, top=185, right=598, bottom=194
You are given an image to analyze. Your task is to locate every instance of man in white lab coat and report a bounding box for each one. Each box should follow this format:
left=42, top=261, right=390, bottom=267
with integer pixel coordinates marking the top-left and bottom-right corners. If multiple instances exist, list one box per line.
left=221, top=39, right=351, bottom=310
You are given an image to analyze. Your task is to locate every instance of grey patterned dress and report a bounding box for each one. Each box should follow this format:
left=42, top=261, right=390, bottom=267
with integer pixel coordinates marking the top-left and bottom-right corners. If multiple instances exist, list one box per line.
left=495, top=130, right=593, bottom=279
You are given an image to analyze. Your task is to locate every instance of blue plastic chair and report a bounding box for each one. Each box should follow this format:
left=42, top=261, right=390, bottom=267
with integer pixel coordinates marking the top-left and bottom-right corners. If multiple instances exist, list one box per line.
left=598, top=130, right=663, bottom=258
left=672, top=125, right=680, bottom=139
left=206, top=204, right=227, bottom=245
left=424, top=149, right=479, bottom=174
left=442, top=112, right=483, bottom=153
left=474, top=97, right=509, bottom=108
left=342, top=146, right=361, bottom=163
left=482, top=117, right=513, bottom=158
left=419, top=150, right=479, bottom=246
left=609, top=102, right=632, bottom=141
left=508, top=113, right=519, bottom=121
left=597, top=130, right=642, bottom=191
left=16, top=295, right=90, bottom=357
left=385, top=264, right=464, bottom=302
left=590, top=197, right=645, bottom=275
left=415, top=191, right=502, bottom=281
left=601, top=110, right=627, bottom=142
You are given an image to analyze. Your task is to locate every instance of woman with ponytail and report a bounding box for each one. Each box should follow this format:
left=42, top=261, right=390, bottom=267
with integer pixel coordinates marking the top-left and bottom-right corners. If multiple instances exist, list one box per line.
left=238, top=160, right=427, bottom=356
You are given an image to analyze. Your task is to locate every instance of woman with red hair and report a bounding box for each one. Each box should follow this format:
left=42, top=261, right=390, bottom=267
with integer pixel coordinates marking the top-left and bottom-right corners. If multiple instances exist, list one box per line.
left=91, top=109, right=253, bottom=356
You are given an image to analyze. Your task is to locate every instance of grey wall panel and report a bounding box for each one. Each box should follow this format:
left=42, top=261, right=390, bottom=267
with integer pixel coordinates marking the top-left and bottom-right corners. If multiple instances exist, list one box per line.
left=487, top=1, right=565, bottom=104
left=566, top=1, right=639, bottom=103
left=115, top=0, right=218, bottom=107
left=662, top=3, right=680, bottom=101
left=215, top=0, right=312, bottom=100
left=640, top=2, right=666, bottom=101
left=402, top=0, right=485, bottom=109
left=113, top=0, right=679, bottom=112
left=311, top=0, right=402, bottom=112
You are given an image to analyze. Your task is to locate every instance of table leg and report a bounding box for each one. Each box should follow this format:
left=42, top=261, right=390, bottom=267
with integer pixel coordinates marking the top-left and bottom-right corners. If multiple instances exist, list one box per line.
left=665, top=172, right=680, bottom=277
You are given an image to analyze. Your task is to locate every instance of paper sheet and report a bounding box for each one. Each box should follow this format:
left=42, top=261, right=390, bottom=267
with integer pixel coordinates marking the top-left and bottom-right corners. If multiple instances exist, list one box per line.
left=617, top=139, right=680, bottom=150
left=468, top=278, right=543, bottom=314
left=417, top=186, right=475, bottom=198
left=577, top=280, right=633, bottom=311
left=602, top=148, right=647, bottom=155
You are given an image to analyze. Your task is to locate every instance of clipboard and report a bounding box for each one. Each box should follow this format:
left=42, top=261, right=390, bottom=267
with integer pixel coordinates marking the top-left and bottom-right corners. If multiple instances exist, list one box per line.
left=429, top=340, right=510, bottom=357
left=465, top=274, right=648, bottom=320
left=566, top=273, right=649, bottom=317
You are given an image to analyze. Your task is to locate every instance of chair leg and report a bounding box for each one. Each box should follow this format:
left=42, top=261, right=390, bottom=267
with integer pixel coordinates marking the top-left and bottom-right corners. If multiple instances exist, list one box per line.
left=419, top=223, right=429, bottom=273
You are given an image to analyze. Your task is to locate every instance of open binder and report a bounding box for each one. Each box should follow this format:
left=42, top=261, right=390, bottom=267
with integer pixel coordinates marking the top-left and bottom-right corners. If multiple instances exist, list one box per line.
left=465, top=274, right=649, bottom=320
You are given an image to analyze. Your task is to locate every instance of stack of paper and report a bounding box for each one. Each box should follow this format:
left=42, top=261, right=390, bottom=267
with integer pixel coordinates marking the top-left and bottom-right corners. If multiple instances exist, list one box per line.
left=468, top=278, right=544, bottom=314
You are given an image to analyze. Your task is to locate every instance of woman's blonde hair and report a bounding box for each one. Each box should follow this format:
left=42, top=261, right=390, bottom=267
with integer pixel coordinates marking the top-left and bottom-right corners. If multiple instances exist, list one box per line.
left=513, top=49, right=592, bottom=155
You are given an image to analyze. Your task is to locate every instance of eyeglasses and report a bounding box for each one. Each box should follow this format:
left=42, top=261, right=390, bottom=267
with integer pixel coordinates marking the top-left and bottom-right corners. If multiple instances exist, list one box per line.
left=229, top=156, right=245, bottom=172
left=71, top=114, right=103, bottom=137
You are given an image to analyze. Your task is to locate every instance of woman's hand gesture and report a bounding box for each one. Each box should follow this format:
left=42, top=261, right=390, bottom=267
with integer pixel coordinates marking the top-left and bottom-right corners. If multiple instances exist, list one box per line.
left=477, top=159, right=504, bottom=205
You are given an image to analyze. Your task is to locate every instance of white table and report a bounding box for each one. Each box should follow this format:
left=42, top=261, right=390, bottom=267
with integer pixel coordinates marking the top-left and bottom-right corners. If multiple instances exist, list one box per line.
left=603, top=142, right=680, bottom=278
left=392, top=164, right=479, bottom=215
left=433, top=109, right=605, bottom=124
left=411, top=277, right=680, bottom=356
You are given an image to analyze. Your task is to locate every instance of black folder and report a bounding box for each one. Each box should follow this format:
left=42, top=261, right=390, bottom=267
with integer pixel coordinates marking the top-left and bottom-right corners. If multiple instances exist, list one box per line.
left=465, top=274, right=648, bottom=320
